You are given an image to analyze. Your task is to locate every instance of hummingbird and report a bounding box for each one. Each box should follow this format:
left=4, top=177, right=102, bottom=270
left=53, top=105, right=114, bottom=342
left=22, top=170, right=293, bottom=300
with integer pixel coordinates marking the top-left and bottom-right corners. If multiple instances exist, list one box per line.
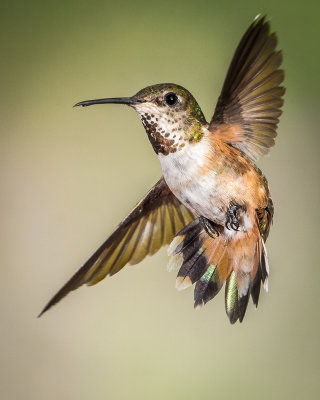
left=40, top=16, right=284, bottom=323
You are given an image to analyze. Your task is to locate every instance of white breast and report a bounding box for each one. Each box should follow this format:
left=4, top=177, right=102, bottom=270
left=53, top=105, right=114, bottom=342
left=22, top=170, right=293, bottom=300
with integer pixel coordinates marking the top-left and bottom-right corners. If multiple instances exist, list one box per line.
left=158, top=136, right=226, bottom=224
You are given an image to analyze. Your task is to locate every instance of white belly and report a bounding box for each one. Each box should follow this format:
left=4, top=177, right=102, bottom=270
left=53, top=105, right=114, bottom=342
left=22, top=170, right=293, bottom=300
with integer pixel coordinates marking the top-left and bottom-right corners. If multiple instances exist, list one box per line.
left=158, top=139, right=226, bottom=225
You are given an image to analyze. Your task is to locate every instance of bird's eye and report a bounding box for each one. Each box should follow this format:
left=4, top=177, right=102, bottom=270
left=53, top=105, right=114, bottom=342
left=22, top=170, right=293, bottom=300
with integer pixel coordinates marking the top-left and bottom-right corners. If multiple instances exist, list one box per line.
left=164, top=92, right=178, bottom=106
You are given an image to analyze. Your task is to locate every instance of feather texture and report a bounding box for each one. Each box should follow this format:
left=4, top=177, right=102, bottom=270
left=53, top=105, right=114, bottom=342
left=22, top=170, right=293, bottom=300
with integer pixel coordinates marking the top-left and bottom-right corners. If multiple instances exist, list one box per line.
left=39, top=177, right=195, bottom=316
left=168, top=210, right=270, bottom=323
left=209, top=16, right=285, bottom=161
left=225, top=272, right=240, bottom=324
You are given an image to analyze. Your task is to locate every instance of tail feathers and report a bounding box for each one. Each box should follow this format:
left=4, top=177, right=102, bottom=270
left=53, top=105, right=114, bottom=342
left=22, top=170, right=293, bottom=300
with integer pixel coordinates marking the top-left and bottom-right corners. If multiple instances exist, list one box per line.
left=168, top=218, right=270, bottom=323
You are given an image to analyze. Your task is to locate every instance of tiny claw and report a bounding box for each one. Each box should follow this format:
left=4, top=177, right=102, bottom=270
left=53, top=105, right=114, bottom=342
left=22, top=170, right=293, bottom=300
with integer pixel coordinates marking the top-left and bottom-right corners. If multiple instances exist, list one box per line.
left=205, top=228, right=216, bottom=239
left=231, top=221, right=239, bottom=231
left=199, top=216, right=219, bottom=238
left=225, top=204, right=241, bottom=232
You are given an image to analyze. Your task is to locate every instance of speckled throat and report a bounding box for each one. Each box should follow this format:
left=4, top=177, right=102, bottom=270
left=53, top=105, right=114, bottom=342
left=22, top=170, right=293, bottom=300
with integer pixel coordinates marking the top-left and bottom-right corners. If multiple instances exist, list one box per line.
left=133, top=83, right=207, bottom=156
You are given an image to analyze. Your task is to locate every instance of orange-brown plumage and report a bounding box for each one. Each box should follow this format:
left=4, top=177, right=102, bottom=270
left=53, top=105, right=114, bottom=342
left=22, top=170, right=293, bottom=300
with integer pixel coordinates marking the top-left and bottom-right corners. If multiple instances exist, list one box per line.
left=214, top=123, right=246, bottom=144
left=202, top=133, right=269, bottom=208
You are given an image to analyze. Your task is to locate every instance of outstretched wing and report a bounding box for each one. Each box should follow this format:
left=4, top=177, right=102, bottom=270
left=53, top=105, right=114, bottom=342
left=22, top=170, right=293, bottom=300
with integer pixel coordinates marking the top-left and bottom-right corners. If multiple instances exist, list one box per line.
left=209, top=16, right=285, bottom=161
left=40, top=177, right=194, bottom=316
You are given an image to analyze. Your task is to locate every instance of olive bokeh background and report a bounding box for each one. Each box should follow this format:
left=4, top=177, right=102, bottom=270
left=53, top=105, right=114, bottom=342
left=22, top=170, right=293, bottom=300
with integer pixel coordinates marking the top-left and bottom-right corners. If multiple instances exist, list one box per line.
left=1, top=1, right=319, bottom=399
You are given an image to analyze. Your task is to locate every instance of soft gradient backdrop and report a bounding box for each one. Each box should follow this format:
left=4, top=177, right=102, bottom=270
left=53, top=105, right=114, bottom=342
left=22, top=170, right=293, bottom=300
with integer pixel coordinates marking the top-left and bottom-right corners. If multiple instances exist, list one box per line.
left=1, top=1, right=319, bottom=399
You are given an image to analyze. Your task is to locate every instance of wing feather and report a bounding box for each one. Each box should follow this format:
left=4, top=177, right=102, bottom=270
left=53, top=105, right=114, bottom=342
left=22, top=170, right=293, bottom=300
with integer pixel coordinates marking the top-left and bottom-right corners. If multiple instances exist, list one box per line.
left=209, top=16, right=285, bottom=161
left=39, top=177, right=195, bottom=316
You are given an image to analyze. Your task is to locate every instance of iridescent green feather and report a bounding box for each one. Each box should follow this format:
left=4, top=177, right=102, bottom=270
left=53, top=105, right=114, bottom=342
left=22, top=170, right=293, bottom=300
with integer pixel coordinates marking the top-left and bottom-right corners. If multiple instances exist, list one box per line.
left=194, top=264, right=217, bottom=308
left=225, top=272, right=239, bottom=324
left=202, top=264, right=216, bottom=283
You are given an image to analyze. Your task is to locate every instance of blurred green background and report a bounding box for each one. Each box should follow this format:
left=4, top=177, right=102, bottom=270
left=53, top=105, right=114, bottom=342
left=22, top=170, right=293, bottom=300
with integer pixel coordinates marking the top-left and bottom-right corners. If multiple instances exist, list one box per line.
left=1, top=0, right=319, bottom=399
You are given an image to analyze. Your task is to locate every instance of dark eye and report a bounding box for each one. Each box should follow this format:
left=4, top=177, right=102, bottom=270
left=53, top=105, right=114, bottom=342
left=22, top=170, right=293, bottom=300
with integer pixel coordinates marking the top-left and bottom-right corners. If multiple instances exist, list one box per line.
left=164, top=92, right=178, bottom=106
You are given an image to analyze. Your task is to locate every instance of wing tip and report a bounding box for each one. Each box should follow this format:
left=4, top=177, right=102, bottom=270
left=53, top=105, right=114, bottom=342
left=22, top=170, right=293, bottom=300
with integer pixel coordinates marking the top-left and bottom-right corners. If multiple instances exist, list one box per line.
left=38, top=285, right=75, bottom=318
left=253, top=13, right=266, bottom=25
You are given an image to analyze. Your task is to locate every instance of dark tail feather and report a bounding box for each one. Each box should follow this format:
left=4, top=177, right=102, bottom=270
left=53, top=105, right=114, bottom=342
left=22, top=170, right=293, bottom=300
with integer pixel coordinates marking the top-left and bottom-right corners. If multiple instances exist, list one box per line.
left=250, top=238, right=269, bottom=308
left=176, top=248, right=208, bottom=289
left=167, top=219, right=208, bottom=290
left=238, top=291, right=250, bottom=322
left=194, top=265, right=220, bottom=308
left=251, top=268, right=262, bottom=307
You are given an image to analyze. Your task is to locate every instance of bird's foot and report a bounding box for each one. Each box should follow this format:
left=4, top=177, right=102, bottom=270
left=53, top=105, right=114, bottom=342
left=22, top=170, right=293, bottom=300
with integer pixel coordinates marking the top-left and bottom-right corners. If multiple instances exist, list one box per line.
left=199, top=216, right=219, bottom=238
left=225, top=204, right=242, bottom=231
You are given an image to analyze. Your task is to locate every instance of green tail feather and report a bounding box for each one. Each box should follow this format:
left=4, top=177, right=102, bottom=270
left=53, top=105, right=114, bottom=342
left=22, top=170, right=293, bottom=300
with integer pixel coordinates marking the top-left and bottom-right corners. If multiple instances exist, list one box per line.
left=225, top=271, right=252, bottom=324
left=194, top=264, right=216, bottom=308
left=225, top=272, right=240, bottom=324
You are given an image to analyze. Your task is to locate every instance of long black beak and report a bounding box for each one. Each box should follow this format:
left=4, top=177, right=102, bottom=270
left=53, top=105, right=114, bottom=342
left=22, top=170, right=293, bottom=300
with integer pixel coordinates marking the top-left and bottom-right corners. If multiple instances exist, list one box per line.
left=74, top=97, right=145, bottom=107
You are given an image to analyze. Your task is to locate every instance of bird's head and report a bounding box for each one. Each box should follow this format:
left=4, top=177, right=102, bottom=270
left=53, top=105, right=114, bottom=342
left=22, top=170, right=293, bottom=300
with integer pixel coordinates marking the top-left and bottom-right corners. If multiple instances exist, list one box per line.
left=75, top=83, right=207, bottom=155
